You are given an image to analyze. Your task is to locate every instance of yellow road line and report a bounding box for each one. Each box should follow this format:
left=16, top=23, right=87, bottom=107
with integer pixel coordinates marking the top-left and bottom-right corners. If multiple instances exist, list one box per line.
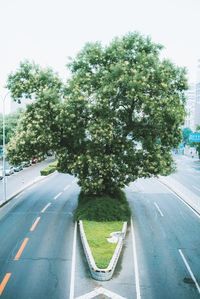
left=0, top=273, right=11, bottom=295
left=14, top=238, right=29, bottom=261
left=30, top=217, right=41, bottom=232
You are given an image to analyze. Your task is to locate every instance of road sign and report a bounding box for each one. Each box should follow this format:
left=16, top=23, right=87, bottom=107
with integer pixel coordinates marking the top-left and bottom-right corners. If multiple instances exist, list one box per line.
left=189, top=133, right=200, bottom=143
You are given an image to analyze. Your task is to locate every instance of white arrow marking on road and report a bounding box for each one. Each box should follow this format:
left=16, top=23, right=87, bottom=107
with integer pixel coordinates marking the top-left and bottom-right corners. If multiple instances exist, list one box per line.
left=75, top=287, right=126, bottom=299
left=154, top=202, right=164, bottom=217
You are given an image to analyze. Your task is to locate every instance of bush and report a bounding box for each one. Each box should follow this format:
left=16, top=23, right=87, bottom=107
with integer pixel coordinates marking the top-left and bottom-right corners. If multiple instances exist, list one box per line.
left=74, top=189, right=131, bottom=222
left=40, top=161, right=58, bottom=176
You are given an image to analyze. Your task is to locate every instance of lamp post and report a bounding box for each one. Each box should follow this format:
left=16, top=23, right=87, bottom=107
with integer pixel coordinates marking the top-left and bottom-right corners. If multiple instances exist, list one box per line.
left=2, top=92, right=9, bottom=202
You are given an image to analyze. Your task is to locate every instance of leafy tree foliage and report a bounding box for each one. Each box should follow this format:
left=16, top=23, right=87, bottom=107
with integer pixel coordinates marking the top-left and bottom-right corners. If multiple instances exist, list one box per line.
left=6, top=33, right=188, bottom=195
left=7, top=61, right=63, bottom=164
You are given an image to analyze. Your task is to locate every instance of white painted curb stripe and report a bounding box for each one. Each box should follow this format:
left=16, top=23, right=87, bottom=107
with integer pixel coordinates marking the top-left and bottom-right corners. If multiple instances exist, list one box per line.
left=131, top=218, right=141, bottom=299
left=154, top=202, right=164, bottom=217
left=41, top=203, right=51, bottom=213
left=69, top=221, right=77, bottom=299
left=179, top=249, right=200, bottom=294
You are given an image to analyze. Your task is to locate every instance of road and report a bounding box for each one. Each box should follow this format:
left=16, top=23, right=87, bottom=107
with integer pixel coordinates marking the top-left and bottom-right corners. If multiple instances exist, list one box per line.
left=0, top=154, right=200, bottom=298
left=0, top=157, right=54, bottom=203
left=171, top=155, right=200, bottom=197
left=126, top=178, right=200, bottom=299
left=0, top=172, right=78, bottom=299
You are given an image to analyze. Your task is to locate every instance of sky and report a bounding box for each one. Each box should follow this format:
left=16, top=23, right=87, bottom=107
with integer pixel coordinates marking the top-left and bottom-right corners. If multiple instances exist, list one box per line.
left=0, top=0, right=200, bottom=113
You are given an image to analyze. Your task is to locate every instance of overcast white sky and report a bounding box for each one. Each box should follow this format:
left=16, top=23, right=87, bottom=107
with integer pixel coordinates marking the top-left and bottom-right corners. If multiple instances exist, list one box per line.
left=1, top=0, right=200, bottom=112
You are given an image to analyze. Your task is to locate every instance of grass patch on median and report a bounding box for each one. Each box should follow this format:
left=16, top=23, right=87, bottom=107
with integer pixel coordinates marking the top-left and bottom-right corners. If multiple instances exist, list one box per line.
left=82, top=220, right=123, bottom=268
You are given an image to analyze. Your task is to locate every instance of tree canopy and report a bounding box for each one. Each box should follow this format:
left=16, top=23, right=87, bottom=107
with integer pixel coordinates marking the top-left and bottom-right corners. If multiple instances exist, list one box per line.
left=6, top=33, right=188, bottom=195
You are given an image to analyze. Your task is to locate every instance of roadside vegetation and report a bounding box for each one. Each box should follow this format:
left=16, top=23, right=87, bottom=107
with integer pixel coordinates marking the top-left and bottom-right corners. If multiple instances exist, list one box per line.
left=74, top=189, right=131, bottom=222
left=40, top=160, right=57, bottom=176
left=83, top=220, right=123, bottom=268
left=5, top=32, right=188, bottom=274
left=6, top=33, right=187, bottom=200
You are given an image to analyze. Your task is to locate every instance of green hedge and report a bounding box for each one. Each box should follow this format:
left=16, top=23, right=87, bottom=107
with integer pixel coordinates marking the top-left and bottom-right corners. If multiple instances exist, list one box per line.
left=74, top=189, right=131, bottom=222
left=40, top=161, right=58, bottom=176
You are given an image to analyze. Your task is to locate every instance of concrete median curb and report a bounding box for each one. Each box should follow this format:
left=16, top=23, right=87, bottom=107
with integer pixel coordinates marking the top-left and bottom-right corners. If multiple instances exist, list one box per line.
left=79, top=220, right=127, bottom=281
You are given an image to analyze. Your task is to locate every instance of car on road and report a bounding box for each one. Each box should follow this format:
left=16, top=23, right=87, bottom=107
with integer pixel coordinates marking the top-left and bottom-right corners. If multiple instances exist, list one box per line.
left=31, top=157, right=38, bottom=164
left=22, top=161, right=31, bottom=167
left=5, top=167, right=14, bottom=176
left=13, top=165, right=23, bottom=172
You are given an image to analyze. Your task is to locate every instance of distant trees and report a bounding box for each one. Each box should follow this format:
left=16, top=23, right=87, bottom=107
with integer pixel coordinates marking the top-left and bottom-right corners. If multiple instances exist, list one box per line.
left=0, top=110, right=23, bottom=145
left=6, top=33, right=188, bottom=195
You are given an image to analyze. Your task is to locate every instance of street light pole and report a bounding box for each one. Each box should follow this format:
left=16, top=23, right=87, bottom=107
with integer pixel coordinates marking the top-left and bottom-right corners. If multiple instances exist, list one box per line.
left=2, top=92, right=9, bottom=203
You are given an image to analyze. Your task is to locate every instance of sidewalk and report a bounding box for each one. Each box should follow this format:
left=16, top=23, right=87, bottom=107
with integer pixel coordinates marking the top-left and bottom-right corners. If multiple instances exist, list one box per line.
left=159, top=175, right=200, bottom=215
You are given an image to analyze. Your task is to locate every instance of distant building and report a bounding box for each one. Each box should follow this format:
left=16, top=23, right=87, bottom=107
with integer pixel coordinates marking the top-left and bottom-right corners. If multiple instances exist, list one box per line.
left=184, top=84, right=196, bottom=131
left=194, top=60, right=200, bottom=130
left=195, top=82, right=200, bottom=129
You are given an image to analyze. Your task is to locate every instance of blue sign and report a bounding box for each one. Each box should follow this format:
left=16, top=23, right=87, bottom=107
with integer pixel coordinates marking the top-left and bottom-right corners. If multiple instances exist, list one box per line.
left=189, top=133, right=200, bottom=143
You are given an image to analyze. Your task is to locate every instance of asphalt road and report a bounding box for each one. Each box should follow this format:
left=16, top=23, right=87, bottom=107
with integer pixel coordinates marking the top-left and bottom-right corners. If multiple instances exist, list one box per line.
left=0, top=157, right=54, bottom=202
left=0, top=155, right=200, bottom=298
left=0, top=172, right=79, bottom=299
left=127, top=177, right=200, bottom=299
left=171, top=155, right=200, bottom=197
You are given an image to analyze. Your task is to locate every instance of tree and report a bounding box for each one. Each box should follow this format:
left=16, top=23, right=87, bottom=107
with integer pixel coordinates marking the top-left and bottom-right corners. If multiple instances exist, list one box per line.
left=6, top=61, right=63, bottom=164
left=6, top=33, right=188, bottom=195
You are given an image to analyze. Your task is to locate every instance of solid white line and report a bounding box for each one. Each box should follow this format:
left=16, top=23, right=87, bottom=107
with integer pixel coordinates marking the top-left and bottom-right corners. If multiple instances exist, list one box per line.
left=131, top=218, right=141, bottom=299
left=158, top=180, right=200, bottom=220
left=54, top=192, right=62, bottom=200
left=154, top=202, right=164, bottom=217
left=69, top=222, right=77, bottom=299
left=179, top=249, right=200, bottom=294
left=41, top=202, right=51, bottom=213
left=192, top=185, right=200, bottom=192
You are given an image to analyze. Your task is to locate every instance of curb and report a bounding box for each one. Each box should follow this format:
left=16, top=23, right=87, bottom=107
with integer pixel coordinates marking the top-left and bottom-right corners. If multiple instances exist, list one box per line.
left=0, top=171, right=58, bottom=209
left=158, top=176, right=200, bottom=216
left=79, top=220, right=127, bottom=281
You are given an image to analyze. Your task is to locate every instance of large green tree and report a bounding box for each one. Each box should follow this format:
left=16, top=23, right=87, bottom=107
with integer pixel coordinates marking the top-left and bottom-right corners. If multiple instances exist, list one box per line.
left=7, top=33, right=187, bottom=195
left=6, top=61, right=63, bottom=162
